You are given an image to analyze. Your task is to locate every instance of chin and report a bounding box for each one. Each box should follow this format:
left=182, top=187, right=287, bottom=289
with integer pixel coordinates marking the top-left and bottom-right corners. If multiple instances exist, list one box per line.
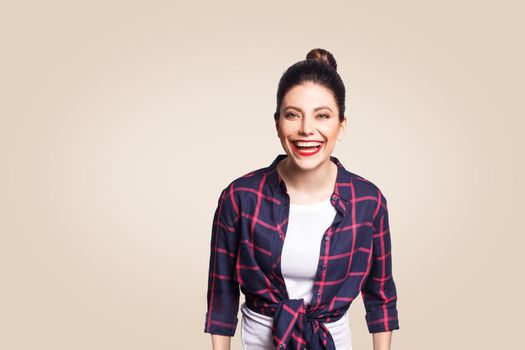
left=287, top=152, right=329, bottom=170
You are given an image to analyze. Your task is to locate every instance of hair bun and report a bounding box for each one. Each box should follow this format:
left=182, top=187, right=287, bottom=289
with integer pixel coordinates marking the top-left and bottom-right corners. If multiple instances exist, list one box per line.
left=306, top=48, right=337, bottom=70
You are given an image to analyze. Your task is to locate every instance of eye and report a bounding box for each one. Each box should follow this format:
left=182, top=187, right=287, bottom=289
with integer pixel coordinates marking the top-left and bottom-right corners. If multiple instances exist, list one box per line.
left=285, top=112, right=300, bottom=119
left=318, top=114, right=330, bottom=119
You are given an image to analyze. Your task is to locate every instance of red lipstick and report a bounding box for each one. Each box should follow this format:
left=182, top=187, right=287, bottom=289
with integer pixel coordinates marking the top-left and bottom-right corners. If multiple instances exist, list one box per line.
left=291, top=141, right=324, bottom=157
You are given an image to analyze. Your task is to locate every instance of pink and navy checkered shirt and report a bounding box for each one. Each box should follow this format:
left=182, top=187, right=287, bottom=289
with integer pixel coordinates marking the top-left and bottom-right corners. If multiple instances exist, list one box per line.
left=204, top=154, right=399, bottom=350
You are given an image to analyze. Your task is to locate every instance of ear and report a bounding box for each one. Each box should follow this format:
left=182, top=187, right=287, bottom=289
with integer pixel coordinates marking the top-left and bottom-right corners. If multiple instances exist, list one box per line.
left=337, top=116, right=347, bottom=141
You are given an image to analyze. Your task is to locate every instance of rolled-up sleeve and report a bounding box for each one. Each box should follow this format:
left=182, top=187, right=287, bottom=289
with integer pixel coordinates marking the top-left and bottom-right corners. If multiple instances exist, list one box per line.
left=204, top=184, right=241, bottom=336
left=361, top=190, right=400, bottom=333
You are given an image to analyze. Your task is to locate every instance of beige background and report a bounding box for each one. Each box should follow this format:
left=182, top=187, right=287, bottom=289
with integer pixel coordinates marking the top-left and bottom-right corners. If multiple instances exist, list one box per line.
left=1, top=1, right=523, bottom=349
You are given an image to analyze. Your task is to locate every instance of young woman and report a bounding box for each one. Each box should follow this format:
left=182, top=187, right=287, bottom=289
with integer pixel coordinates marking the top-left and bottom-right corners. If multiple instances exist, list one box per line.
left=204, top=48, right=400, bottom=350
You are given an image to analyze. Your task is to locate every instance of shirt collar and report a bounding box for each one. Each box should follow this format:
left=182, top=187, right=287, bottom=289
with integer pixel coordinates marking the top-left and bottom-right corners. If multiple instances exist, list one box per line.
left=267, top=153, right=351, bottom=207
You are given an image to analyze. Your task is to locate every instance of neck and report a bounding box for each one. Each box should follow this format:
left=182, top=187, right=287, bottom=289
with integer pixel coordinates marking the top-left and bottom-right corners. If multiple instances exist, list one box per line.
left=277, top=156, right=337, bottom=195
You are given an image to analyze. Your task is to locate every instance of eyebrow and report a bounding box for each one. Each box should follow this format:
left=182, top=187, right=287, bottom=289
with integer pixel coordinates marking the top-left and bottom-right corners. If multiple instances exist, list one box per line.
left=284, top=105, right=334, bottom=113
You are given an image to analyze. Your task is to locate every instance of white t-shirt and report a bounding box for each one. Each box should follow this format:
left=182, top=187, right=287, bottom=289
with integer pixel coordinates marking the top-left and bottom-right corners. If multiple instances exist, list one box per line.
left=240, top=197, right=352, bottom=350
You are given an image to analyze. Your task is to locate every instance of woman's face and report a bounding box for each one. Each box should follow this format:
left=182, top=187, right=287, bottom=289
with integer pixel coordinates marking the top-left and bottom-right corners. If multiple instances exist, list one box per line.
left=276, top=82, right=346, bottom=171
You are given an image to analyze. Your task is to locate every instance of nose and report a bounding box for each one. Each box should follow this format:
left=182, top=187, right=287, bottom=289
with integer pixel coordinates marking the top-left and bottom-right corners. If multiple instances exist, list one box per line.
left=299, top=115, right=314, bottom=135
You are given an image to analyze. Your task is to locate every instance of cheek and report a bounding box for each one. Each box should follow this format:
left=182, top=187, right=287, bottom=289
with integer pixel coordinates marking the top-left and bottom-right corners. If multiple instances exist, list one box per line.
left=320, top=125, right=341, bottom=141
left=277, top=122, right=296, bottom=137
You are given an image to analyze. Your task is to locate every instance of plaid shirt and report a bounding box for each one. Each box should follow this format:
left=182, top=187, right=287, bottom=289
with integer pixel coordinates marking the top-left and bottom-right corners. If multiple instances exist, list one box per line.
left=204, top=154, right=399, bottom=350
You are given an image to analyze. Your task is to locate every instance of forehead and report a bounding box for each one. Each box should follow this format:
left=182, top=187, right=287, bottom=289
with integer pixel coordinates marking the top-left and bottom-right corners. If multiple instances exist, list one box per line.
left=282, top=82, right=337, bottom=108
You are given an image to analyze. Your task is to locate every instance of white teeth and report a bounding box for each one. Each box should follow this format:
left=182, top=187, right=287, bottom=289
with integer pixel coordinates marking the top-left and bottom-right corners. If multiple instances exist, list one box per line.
left=293, top=141, right=322, bottom=147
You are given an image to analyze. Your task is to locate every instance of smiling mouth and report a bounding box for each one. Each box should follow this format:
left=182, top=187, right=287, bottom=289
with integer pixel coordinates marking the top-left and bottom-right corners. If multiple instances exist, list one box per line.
left=291, top=140, right=324, bottom=156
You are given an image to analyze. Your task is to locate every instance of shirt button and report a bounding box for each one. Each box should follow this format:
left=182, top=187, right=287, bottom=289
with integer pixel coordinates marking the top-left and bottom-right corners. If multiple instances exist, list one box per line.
left=279, top=344, right=284, bottom=349
left=324, top=235, right=330, bottom=241
left=321, top=264, right=327, bottom=271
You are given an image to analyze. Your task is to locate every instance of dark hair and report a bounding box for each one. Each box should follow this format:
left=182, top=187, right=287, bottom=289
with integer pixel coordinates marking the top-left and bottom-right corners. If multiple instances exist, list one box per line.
left=273, top=48, right=346, bottom=123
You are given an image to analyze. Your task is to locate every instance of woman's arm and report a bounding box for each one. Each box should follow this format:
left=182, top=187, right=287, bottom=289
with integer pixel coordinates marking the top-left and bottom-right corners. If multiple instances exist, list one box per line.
left=361, top=190, right=399, bottom=340
left=372, top=331, right=392, bottom=350
left=204, top=185, right=241, bottom=345
left=211, top=334, right=231, bottom=350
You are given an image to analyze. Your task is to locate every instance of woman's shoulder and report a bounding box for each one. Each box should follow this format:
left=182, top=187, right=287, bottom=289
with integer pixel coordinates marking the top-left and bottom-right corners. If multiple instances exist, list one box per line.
left=345, top=168, right=388, bottom=202
left=339, top=168, right=389, bottom=218
left=218, top=163, right=275, bottom=195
